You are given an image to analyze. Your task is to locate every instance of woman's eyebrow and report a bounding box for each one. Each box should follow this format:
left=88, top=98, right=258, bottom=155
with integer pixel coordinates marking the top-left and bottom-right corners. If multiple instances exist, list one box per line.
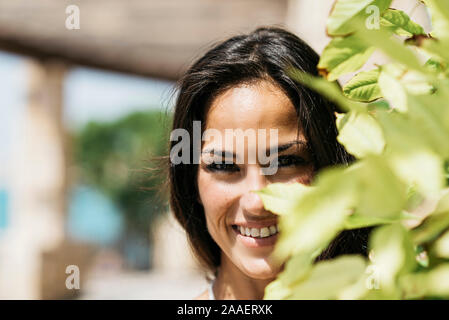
left=201, top=149, right=236, bottom=158
left=201, top=140, right=307, bottom=157
left=269, top=140, right=307, bottom=154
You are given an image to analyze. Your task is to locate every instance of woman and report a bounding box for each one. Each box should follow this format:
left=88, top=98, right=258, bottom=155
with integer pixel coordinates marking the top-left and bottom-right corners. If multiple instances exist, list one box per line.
left=168, top=26, right=370, bottom=300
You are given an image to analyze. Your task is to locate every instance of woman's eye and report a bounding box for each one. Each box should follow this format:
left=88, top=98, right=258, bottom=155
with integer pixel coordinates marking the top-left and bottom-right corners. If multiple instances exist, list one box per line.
left=276, top=155, right=307, bottom=167
left=206, top=162, right=240, bottom=172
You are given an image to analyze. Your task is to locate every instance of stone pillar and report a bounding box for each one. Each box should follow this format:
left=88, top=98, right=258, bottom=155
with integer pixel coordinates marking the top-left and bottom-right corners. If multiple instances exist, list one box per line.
left=0, top=58, right=68, bottom=299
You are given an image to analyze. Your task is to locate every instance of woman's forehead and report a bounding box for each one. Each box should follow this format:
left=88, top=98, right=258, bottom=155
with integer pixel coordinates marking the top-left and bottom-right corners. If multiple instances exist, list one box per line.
left=204, top=80, right=299, bottom=132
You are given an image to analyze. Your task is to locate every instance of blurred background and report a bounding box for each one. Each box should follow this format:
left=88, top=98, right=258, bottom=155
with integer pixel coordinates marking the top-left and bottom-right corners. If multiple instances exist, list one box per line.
left=0, top=0, right=430, bottom=299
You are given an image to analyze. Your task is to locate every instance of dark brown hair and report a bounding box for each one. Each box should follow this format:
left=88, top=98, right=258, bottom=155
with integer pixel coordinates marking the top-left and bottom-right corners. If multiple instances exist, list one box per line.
left=168, top=26, right=370, bottom=276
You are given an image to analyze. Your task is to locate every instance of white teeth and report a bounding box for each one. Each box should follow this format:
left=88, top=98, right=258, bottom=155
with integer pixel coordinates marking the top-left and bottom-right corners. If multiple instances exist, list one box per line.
left=260, top=227, right=270, bottom=238
left=237, top=224, right=279, bottom=238
left=250, top=228, right=260, bottom=237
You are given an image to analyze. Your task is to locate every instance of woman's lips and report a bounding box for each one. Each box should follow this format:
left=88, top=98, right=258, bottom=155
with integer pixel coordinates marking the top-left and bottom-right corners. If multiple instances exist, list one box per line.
left=231, top=224, right=279, bottom=248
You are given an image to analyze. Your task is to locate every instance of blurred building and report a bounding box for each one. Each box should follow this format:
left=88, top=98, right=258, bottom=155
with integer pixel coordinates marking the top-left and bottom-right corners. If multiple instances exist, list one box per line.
left=0, top=0, right=430, bottom=299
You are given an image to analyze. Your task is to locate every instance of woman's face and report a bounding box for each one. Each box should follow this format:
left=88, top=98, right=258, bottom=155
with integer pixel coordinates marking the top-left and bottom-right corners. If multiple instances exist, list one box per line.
left=197, top=79, right=315, bottom=279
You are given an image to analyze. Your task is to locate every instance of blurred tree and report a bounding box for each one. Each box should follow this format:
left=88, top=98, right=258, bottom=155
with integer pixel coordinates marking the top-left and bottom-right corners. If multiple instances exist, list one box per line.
left=72, top=109, right=171, bottom=268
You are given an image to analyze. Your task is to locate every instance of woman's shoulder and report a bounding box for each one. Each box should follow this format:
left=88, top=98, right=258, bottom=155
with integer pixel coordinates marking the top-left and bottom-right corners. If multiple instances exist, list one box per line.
left=194, top=289, right=209, bottom=300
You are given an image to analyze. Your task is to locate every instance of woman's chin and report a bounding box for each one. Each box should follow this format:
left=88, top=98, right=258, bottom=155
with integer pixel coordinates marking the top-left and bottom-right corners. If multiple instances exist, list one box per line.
left=239, top=259, right=281, bottom=280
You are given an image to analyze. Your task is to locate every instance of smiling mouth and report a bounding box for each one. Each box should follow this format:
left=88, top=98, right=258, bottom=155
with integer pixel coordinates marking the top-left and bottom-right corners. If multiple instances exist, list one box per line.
left=232, top=224, right=279, bottom=239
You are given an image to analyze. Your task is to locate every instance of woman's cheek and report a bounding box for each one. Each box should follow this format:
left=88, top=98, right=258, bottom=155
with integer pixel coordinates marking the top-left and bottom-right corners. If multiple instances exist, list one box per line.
left=293, top=172, right=314, bottom=185
left=199, top=174, right=237, bottom=233
left=289, top=165, right=315, bottom=185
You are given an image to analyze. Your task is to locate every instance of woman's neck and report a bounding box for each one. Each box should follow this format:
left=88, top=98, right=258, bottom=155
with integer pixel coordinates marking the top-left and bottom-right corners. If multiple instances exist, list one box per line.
left=212, top=255, right=275, bottom=300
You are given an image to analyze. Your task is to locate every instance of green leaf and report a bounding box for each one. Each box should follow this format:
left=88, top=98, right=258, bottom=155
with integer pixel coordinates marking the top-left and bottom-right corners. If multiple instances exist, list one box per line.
left=378, top=67, right=408, bottom=112
left=424, top=57, right=449, bottom=75
left=263, top=253, right=314, bottom=300
left=336, top=110, right=385, bottom=158
left=421, top=264, right=449, bottom=296
left=445, top=159, right=449, bottom=187
left=418, top=37, right=449, bottom=65
left=367, top=99, right=391, bottom=111
left=376, top=105, right=447, bottom=197
left=338, top=270, right=371, bottom=299
left=289, top=69, right=365, bottom=112
left=254, top=182, right=311, bottom=216
left=369, top=223, right=417, bottom=298
left=343, top=69, right=382, bottom=102
left=349, top=156, right=408, bottom=219
left=401, top=264, right=449, bottom=299
left=287, top=255, right=367, bottom=299
left=344, top=211, right=418, bottom=229
left=376, top=90, right=449, bottom=161
left=388, top=149, right=445, bottom=197
left=411, top=189, right=449, bottom=244
left=433, top=230, right=449, bottom=258
left=380, top=9, right=426, bottom=37
left=327, top=0, right=392, bottom=36
left=378, top=64, right=436, bottom=112
left=263, top=278, right=291, bottom=300
left=355, top=27, right=428, bottom=75
left=375, top=111, right=424, bottom=155
left=318, top=34, right=375, bottom=81
left=273, top=167, right=357, bottom=260
left=407, top=93, right=449, bottom=157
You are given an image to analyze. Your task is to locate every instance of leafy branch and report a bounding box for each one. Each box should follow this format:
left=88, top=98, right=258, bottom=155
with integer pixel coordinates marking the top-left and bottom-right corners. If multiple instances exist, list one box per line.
left=261, top=0, right=449, bottom=300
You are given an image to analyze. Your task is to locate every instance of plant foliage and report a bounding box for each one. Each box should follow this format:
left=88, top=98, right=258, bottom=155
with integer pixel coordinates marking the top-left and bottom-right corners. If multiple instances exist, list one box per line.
left=260, top=0, right=449, bottom=299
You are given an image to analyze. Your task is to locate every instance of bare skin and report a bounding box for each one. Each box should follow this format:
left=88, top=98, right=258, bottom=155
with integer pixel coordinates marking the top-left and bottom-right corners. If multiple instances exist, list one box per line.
left=195, top=79, right=314, bottom=300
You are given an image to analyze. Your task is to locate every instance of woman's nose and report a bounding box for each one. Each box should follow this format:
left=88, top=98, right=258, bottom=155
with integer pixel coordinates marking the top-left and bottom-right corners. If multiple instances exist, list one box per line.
left=240, top=167, right=269, bottom=215
left=240, top=191, right=266, bottom=215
